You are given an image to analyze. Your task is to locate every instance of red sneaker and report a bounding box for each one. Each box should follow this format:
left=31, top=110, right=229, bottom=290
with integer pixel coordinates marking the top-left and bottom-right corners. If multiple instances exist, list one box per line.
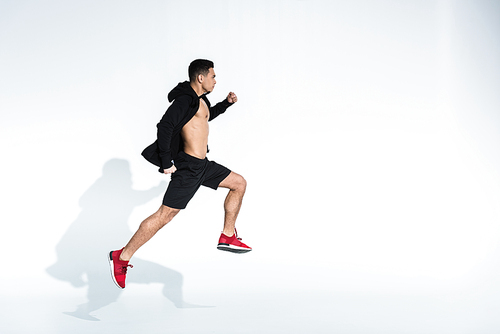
left=217, top=229, right=252, bottom=253
left=108, top=248, right=133, bottom=289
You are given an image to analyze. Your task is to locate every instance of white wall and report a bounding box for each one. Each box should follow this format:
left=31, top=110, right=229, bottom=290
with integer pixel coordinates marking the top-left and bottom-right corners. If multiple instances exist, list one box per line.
left=1, top=0, right=500, bottom=330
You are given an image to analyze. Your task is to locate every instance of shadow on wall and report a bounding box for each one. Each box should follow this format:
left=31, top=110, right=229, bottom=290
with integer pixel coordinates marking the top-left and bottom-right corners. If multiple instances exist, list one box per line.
left=46, top=159, right=207, bottom=321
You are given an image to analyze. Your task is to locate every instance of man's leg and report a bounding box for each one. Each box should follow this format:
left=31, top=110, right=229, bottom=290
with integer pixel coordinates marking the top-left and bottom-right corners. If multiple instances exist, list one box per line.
left=120, top=205, right=180, bottom=261
left=218, top=171, right=247, bottom=236
left=216, top=171, right=251, bottom=253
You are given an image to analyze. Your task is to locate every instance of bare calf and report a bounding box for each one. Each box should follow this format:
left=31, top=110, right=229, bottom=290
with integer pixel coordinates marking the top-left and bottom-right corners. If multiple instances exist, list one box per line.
left=120, top=205, right=180, bottom=261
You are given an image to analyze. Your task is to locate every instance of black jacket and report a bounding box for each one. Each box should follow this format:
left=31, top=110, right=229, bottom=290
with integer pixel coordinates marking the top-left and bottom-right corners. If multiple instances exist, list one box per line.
left=141, top=81, right=233, bottom=172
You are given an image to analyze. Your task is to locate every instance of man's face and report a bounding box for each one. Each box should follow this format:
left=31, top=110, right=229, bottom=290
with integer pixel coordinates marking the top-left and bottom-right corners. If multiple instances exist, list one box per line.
left=201, top=68, right=216, bottom=93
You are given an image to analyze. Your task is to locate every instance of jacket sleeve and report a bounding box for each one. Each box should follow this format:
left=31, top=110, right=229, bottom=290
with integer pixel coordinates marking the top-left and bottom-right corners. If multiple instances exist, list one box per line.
left=156, top=96, right=190, bottom=169
left=208, top=99, right=233, bottom=121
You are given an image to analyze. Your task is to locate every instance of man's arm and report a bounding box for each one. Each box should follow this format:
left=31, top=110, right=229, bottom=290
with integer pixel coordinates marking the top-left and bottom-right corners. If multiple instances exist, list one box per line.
left=157, top=95, right=191, bottom=170
left=208, top=92, right=238, bottom=122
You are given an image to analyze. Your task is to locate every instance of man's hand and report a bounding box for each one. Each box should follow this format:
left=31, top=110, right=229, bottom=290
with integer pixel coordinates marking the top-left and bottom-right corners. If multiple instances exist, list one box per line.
left=227, top=92, right=238, bottom=104
left=163, top=165, right=177, bottom=174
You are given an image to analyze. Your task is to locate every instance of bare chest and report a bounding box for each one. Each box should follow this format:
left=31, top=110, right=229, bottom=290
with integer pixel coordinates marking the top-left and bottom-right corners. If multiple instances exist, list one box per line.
left=197, top=98, right=209, bottom=120
left=182, top=98, right=210, bottom=133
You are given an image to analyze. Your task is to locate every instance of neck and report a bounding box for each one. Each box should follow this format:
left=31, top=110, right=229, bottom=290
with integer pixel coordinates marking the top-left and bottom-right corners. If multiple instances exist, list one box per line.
left=190, top=82, right=205, bottom=97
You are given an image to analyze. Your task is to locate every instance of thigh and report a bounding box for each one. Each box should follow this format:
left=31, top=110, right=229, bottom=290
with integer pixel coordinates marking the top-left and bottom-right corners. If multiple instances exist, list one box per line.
left=162, top=159, right=205, bottom=209
left=202, top=160, right=231, bottom=190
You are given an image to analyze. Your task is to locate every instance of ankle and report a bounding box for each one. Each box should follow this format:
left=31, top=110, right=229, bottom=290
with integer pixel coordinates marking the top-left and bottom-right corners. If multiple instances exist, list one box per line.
left=119, top=249, right=130, bottom=262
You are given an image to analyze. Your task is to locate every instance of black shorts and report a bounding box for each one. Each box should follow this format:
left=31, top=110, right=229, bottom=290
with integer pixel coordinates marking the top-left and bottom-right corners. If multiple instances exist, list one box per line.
left=162, top=151, right=231, bottom=209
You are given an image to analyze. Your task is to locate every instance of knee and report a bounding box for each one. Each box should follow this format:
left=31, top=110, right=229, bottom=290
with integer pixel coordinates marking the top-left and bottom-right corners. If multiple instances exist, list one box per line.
left=158, top=206, right=180, bottom=226
left=236, top=175, right=247, bottom=193
left=223, top=172, right=247, bottom=192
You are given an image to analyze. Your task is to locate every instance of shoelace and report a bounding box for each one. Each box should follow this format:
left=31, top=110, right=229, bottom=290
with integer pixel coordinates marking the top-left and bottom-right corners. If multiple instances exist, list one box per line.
left=120, top=264, right=133, bottom=274
left=234, top=228, right=242, bottom=241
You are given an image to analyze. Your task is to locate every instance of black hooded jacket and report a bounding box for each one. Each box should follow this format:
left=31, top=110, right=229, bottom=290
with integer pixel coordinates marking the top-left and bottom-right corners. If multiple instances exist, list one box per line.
left=141, top=81, right=233, bottom=172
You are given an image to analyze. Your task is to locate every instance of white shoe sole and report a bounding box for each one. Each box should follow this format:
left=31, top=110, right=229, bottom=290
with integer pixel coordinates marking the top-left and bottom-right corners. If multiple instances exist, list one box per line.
left=217, top=243, right=252, bottom=253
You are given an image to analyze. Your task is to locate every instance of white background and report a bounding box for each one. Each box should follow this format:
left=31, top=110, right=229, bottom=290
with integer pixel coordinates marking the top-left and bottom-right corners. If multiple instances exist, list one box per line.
left=1, top=0, right=500, bottom=332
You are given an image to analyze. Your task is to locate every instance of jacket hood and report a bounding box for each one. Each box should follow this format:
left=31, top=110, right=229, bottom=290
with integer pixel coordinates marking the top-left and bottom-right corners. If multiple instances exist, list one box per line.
left=167, top=81, right=198, bottom=103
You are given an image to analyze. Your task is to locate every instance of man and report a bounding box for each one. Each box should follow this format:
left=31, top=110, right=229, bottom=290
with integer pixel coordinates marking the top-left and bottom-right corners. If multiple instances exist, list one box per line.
left=109, top=59, right=251, bottom=289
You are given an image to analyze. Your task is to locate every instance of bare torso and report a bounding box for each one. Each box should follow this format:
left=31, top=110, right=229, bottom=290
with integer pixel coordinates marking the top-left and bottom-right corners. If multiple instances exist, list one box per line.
left=180, top=97, right=209, bottom=159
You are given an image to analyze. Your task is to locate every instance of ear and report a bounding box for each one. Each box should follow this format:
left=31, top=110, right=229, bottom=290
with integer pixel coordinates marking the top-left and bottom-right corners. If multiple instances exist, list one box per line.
left=197, top=74, right=204, bottom=83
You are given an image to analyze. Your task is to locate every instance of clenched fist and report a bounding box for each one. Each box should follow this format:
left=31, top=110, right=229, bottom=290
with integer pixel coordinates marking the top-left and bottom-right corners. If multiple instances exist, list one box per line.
left=227, top=92, right=238, bottom=104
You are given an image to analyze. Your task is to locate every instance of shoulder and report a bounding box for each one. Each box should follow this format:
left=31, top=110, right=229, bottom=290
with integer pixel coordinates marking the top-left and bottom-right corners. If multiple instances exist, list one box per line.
left=168, top=95, right=197, bottom=113
left=172, top=95, right=193, bottom=106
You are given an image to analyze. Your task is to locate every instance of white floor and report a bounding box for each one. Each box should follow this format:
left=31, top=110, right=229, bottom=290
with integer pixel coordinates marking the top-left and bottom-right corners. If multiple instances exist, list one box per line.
left=2, top=253, right=500, bottom=334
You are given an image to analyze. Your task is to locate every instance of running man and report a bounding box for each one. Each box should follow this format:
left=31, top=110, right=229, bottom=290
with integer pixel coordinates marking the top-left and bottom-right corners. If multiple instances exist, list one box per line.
left=109, top=59, right=251, bottom=289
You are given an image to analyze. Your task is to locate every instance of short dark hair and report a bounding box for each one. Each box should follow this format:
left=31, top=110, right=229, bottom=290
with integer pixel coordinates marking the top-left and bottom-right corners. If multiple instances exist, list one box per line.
left=189, top=59, right=214, bottom=82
